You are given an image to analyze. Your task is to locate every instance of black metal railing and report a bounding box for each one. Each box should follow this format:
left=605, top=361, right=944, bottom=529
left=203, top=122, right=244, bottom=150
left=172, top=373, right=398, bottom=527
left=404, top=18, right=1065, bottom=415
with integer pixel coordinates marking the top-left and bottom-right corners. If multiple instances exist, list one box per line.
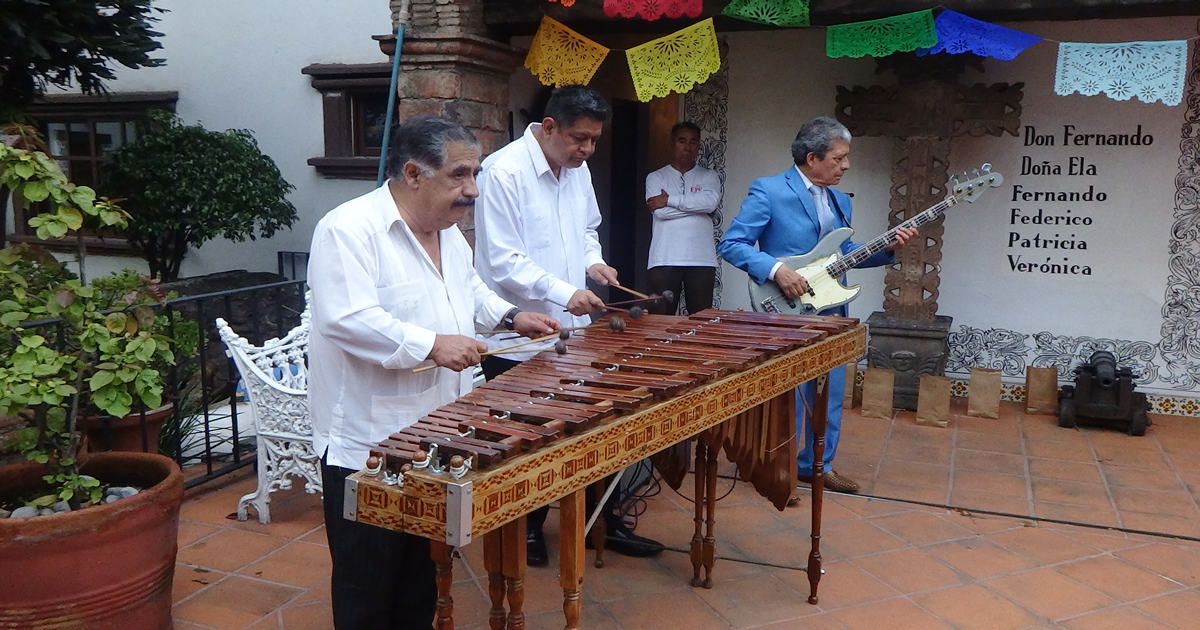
left=32, top=279, right=308, bottom=490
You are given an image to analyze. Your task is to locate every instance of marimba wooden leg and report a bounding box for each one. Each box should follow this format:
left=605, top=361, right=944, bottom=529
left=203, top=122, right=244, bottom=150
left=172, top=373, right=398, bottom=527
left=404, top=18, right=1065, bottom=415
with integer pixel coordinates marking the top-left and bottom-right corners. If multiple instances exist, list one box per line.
left=560, top=489, right=586, bottom=630
left=431, top=540, right=455, bottom=630
left=590, top=481, right=607, bottom=568
left=808, top=375, right=829, bottom=605
left=502, top=516, right=528, bottom=630
left=483, top=529, right=507, bottom=630
left=689, top=440, right=706, bottom=587
left=702, top=439, right=718, bottom=589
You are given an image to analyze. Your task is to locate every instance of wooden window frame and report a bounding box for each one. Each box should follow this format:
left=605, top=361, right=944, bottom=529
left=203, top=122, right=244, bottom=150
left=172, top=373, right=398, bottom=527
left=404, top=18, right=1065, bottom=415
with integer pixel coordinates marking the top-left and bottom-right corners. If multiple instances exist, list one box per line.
left=7, top=92, right=178, bottom=254
left=302, top=63, right=394, bottom=180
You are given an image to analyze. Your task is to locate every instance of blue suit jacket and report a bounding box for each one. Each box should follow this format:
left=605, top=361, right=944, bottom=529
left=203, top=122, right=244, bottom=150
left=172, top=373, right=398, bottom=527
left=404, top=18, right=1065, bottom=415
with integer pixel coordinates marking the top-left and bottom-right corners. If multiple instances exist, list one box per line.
left=719, top=167, right=894, bottom=295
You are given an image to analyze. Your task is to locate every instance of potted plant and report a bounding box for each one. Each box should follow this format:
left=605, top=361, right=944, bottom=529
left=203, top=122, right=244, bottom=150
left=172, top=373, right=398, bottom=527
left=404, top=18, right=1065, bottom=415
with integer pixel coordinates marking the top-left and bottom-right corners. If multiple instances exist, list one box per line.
left=104, top=111, right=298, bottom=281
left=0, top=134, right=186, bottom=629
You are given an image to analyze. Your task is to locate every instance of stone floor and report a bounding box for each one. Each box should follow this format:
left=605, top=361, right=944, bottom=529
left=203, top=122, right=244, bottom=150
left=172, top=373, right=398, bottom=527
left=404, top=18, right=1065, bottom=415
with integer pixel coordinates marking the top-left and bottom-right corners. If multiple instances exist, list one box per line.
left=172, top=401, right=1200, bottom=629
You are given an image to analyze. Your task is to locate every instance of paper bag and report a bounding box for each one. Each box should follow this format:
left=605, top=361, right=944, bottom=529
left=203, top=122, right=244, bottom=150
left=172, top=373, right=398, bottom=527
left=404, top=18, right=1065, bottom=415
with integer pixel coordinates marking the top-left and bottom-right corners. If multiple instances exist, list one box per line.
left=842, top=363, right=862, bottom=409
left=860, top=368, right=894, bottom=419
left=967, top=368, right=1002, bottom=419
left=915, top=374, right=952, bottom=427
left=1025, top=366, right=1059, bottom=415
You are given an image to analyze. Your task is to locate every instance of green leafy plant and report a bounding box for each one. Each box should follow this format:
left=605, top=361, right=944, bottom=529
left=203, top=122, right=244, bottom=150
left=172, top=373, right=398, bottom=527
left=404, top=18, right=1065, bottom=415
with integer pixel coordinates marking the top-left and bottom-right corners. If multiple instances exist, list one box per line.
left=0, top=136, right=186, bottom=508
left=104, top=111, right=298, bottom=281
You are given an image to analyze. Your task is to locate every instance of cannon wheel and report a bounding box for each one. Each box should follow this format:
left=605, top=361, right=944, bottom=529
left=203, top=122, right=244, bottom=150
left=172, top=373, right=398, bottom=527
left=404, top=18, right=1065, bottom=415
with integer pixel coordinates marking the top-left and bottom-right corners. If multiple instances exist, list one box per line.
left=1058, top=397, right=1077, bottom=429
left=1129, top=393, right=1149, bottom=437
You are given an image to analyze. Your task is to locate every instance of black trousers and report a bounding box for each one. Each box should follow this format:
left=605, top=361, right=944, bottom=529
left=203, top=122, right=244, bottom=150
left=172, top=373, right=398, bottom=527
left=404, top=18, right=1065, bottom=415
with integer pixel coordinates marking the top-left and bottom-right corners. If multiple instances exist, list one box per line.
left=323, top=456, right=437, bottom=630
left=481, top=356, right=617, bottom=534
left=646, top=265, right=716, bottom=315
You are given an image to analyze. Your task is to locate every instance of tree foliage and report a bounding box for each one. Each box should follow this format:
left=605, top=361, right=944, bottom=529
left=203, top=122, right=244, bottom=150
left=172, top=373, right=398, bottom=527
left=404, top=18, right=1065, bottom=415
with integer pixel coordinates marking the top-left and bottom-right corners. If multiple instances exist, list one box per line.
left=0, top=0, right=166, bottom=115
left=104, top=112, right=298, bottom=281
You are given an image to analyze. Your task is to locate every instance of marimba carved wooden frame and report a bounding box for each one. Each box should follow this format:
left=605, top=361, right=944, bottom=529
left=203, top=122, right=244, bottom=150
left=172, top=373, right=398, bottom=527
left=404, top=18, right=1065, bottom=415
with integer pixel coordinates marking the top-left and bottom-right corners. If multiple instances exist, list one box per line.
left=344, top=324, right=865, bottom=544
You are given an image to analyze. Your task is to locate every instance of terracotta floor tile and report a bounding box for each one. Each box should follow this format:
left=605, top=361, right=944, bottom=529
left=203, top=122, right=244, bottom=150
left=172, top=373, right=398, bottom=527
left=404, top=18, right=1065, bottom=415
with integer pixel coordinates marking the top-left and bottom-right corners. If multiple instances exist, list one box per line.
left=1119, top=511, right=1200, bottom=539
left=1025, top=440, right=1096, bottom=463
left=884, top=439, right=952, bottom=465
left=178, top=621, right=235, bottom=630
left=912, top=583, right=1042, bottom=630
left=1060, top=605, right=1177, bottom=630
left=1043, top=527, right=1138, bottom=553
left=832, top=454, right=880, bottom=485
left=986, top=527, right=1102, bottom=565
left=816, top=517, right=908, bottom=559
left=948, top=489, right=1031, bottom=517
left=288, top=577, right=331, bottom=606
left=954, top=449, right=1028, bottom=476
left=1030, top=478, right=1113, bottom=509
left=524, top=604, right=620, bottom=630
left=579, top=549, right=690, bottom=602
left=1111, top=487, right=1200, bottom=518
left=1167, top=452, right=1200, bottom=473
left=876, top=458, right=950, bottom=490
left=952, top=470, right=1029, bottom=499
left=444, top=579, right=493, bottom=627
left=1032, top=500, right=1121, bottom=528
left=695, top=573, right=821, bottom=628
left=1091, top=442, right=1172, bottom=470
left=774, top=560, right=898, bottom=611
left=836, top=434, right=888, bottom=459
left=509, top=565, right=591, bottom=616
left=704, top=501, right=790, bottom=539
left=1087, top=429, right=1163, bottom=452
left=277, top=602, right=334, bottom=630
left=1151, top=433, right=1200, bottom=455
left=984, top=568, right=1116, bottom=620
left=1134, top=589, right=1200, bottom=628
left=178, top=518, right=223, bottom=548
left=828, top=494, right=913, bottom=518
left=1023, top=416, right=1086, bottom=442
left=868, top=510, right=975, bottom=547
left=831, top=597, right=954, bottom=630
left=956, top=416, right=1021, bottom=436
left=603, top=590, right=731, bottom=630
left=299, top=526, right=327, bottom=547
left=1027, top=457, right=1104, bottom=484
left=1116, top=543, right=1200, bottom=586
left=179, top=490, right=242, bottom=526
left=869, top=481, right=950, bottom=505
left=850, top=548, right=965, bottom=594
left=946, top=510, right=1032, bottom=535
left=1054, top=555, right=1182, bottom=601
left=232, top=492, right=326, bottom=540
left=753, top=612, right=852, bottom=629
left=174, top=563, right=220, bottom=604
left=238, top=541, right=331, bottom=588
left=890, top=421, right=955, bottom=446
left=957, top=431, right=1023, bottom=455
left=178, top=529, right=289, bottom=573
left=842, top=412, right=894, bottom=437
left=924, top=538, right=1039, bottom=579
left=172, top=575, right=302, bottom=630
left=657, top=544, right=767, bottom=583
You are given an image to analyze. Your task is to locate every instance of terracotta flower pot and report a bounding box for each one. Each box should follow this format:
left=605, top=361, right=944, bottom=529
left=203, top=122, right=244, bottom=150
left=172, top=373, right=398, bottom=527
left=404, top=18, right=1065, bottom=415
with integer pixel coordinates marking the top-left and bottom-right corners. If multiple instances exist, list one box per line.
left=0, top=452, right=184, bottom=630
left=82, top=402, right=175, bottom=454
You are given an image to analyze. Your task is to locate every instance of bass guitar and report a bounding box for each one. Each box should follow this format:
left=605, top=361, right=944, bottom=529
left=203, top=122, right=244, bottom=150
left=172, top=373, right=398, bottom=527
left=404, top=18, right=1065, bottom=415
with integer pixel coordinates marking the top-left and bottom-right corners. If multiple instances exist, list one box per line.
left=748, top=165, right=1003, bottom=314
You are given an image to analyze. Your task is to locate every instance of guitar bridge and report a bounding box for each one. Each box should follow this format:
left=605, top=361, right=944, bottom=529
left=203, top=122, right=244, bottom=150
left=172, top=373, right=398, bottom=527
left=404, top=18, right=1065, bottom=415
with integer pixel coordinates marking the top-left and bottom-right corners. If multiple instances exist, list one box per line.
left=760, top=297, right=781, bottom=313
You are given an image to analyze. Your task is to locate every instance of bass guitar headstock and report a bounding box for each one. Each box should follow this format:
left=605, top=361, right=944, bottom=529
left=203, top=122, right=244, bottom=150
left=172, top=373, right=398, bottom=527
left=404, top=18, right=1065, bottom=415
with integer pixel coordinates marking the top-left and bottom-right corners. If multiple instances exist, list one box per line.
left=949, top=164, right=1004, bottom=203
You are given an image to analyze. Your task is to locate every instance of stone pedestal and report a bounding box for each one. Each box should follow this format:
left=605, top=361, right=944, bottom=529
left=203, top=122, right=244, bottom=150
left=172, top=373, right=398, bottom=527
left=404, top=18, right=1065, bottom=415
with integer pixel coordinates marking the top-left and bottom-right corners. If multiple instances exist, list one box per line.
left=866, top=312, right=953, bottom=411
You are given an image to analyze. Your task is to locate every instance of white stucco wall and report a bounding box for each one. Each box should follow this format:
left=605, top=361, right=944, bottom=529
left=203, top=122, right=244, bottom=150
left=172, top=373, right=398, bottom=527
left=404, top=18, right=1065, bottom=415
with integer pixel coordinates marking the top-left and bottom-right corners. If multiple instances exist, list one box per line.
left=719, top=16, right=1196, bottom=394
left=36, top=0, right=391, bottom=279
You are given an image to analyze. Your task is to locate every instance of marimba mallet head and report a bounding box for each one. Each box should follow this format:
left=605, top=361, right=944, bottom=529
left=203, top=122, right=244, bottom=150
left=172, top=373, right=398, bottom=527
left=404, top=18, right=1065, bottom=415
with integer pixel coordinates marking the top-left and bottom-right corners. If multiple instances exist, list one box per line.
left=559, top=329, right=571, bottom=341
left=414, top=449, right=428, bottom=464
left=629, top=305, right=644, bottom=320
left=449, top=455, right=464, bottom=468
left=555, top=339, right=568, bottom=355
left=609, top=316, right=626, bottom=332
left=366, top=453, right=380, bottom=469
left=661, top=290, right=674, bottom=304
left=401, top=463, right=413, bottom=473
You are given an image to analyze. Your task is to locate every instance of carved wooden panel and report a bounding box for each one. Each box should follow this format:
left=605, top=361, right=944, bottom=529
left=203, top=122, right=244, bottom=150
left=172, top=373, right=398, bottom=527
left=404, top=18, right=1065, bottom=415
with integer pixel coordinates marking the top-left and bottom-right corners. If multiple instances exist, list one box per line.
left=884, top=136, right=951, bottom=321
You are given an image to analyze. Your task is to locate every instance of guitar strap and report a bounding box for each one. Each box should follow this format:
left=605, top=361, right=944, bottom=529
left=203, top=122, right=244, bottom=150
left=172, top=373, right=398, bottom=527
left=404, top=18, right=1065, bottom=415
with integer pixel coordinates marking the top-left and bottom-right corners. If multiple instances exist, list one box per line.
left=826, top=190, right=851, bottom=228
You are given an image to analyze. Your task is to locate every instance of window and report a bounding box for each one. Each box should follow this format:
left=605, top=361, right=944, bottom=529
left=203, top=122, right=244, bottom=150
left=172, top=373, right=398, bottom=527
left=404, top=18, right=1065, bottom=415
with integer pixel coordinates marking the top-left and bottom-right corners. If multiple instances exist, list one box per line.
left=8, top=92, right=178, bottom=252
left=303, top=63, right=393, bottom=179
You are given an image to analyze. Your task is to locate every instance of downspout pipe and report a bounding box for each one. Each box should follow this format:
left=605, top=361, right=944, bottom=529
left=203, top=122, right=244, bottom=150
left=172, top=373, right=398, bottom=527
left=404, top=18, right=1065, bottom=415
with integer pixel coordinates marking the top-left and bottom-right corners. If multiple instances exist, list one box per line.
left=376, top=0, right=411, bottom=187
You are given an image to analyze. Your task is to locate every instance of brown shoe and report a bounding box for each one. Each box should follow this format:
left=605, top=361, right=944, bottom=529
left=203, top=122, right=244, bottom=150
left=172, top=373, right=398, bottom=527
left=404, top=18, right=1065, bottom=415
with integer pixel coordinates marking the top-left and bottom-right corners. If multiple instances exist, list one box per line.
left=797, top=470, right=860, bottom=493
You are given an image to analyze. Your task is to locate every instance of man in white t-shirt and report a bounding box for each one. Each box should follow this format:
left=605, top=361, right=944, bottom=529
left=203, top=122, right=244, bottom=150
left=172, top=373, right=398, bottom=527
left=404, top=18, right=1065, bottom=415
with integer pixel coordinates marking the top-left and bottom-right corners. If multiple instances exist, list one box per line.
left=645, top=121, right=722, bottom=315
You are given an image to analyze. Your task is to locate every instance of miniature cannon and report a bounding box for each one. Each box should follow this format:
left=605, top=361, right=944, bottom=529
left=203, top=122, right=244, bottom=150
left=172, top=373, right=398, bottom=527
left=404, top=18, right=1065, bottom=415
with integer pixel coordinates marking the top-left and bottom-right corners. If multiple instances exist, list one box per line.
left=1058, top=350, right=1150, bottom=436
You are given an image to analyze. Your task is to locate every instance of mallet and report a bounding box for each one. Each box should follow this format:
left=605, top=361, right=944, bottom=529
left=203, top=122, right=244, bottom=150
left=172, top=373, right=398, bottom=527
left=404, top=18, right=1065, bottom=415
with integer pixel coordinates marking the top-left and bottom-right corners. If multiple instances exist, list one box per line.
left=414, top=326, right=589, bottom=373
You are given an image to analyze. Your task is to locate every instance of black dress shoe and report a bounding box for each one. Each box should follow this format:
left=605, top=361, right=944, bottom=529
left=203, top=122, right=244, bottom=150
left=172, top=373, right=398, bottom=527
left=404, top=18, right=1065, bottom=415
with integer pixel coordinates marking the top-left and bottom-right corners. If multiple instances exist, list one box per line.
left=595, top=516, right=664, bottom=558
left=526, top=528, right=549, bottom=567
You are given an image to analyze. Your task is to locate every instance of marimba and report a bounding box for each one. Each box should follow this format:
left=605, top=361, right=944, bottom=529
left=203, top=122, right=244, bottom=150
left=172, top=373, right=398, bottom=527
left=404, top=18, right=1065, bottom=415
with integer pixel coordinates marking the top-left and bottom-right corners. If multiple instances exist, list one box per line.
left=344, top=310, right=865, bottom=629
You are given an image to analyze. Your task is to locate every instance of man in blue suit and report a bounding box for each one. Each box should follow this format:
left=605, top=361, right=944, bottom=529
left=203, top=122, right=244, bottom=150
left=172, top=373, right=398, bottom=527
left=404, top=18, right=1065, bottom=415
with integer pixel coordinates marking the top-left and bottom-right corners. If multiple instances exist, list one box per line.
left=719, top=117, right=916, bottom=493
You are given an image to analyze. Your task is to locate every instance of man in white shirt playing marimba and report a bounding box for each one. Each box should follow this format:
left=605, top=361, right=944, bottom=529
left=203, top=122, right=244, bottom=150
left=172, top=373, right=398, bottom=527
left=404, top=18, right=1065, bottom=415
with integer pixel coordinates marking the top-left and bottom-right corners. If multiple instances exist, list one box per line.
left=308, top=116, right=559, bottom=630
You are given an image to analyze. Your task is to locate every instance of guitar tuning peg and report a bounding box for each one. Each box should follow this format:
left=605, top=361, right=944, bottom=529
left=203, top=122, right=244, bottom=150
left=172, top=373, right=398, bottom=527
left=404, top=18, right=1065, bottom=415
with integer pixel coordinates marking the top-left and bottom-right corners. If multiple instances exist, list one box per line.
left=981, top=163, right=992, bottom=173
left=950, top=174, right=960, bottom=185
left=972, top=168, right=981, bottom=178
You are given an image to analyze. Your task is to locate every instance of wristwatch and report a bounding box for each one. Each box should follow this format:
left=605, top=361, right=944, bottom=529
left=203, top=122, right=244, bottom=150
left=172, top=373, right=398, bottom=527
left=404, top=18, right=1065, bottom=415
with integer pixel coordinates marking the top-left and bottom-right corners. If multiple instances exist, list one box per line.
left=502, top=307, right=521, bottom=330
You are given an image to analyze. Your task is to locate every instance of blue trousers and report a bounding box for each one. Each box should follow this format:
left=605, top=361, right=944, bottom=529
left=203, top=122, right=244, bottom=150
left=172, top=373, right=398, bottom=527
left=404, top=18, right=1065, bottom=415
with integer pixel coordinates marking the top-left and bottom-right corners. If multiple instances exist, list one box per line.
left=796, top=363, right=845, bottom=477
